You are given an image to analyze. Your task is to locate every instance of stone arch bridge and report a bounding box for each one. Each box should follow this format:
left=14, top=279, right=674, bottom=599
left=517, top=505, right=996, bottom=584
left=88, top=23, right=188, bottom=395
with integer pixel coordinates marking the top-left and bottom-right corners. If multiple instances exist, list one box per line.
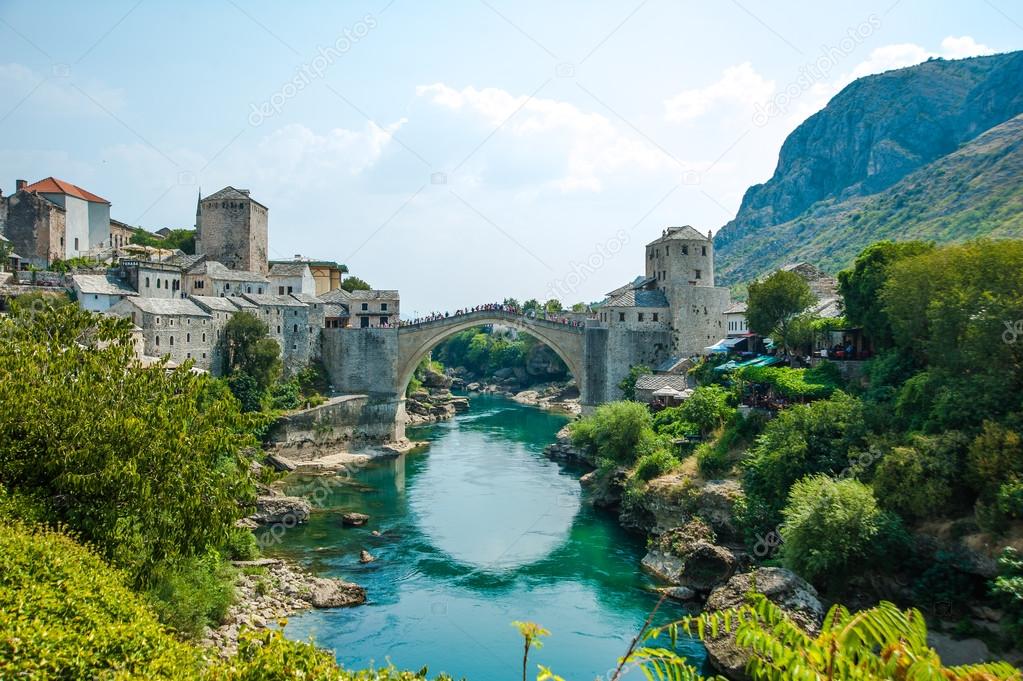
left=321, top=309, right=672, bottom=441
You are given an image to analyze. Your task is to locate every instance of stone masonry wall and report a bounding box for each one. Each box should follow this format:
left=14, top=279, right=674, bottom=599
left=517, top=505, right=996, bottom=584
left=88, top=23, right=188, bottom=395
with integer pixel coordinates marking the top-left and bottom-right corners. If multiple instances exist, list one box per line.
left=198, top=199, right=269, bottom=275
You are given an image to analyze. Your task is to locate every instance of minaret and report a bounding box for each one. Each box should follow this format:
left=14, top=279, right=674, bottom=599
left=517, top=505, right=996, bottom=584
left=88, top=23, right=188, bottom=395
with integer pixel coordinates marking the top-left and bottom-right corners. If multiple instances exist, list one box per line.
left=194, top=188, right=202, bottom=254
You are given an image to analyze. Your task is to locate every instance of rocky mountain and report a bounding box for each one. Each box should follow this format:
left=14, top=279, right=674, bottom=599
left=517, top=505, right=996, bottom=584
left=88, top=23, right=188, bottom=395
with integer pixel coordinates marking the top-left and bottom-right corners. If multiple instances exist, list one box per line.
left=714, top=50, right=1023, bottom=284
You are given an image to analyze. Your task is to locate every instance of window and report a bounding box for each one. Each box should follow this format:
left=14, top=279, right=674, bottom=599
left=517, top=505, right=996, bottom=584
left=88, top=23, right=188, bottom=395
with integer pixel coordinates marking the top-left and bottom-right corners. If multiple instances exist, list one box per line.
left=169, top=319, right=174, bottom=327
left=701, top=246, right=707, bottom=256
left=278, top=286, right=285, bottom=295
left=293, top=324, right=298, bottom=333
left=381, top=303, right=388, bottom=311
left=652, top=313, right=659, bottom=322
left=169, top=336, right=174, bottom=346
left=202, top=333, right=206, bottom=342
left=225, top=283, right=231, bottom=291
left=695, top=269, right=702, bottom=279
left=94, top=294, right=98, bottom=300
left=202, top=353, right=206, bottom=359
left=360, top=317, right=369, bottom=328
left=638, top=313, right=645, bottom=322
left=145, top=277, right=150, bottom=288
left=682, top=245, right=688, bottom=255
left=186, top=333, right=191, bottom=342
left=361, top=303, right=368, bottom=311
left=292, top=343, right=297, bottom=350
left=157, top=279, right=162, bottom=289
left=155, top=336, right=160, bottom=346
left=287, top=286, right=293, bottom=294
left=666, top=246, right=670, bottom=256
left=247, top=287, right=251, bottom=294
left=276, top=325, right=281, bottom=334
left=379, top=316, right=388, bottom=325
left=618, top=312, right=625, bottom=322
left=74, top=237, right=79, bottom=250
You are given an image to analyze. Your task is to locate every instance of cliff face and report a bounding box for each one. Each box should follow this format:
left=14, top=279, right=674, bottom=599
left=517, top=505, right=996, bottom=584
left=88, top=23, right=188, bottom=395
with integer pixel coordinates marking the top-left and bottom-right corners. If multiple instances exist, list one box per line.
left=714, top=51, right=1023, bottom=284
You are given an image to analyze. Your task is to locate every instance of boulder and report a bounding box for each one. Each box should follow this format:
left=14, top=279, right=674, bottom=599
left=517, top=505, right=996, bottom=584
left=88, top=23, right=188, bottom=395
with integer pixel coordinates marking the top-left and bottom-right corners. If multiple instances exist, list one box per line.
left=492, top=367, right=515, bottom=380
left=251, top=495, right=311, bottom=525
left=658, top=585, right=698, bottom=602
left=303, top=577, right=366, bottom=608
left=449, top=397, right=470, bottom=412
left=641, top=520, right=736, bottom=592
left=703, top=567, right=824, bottom=681
left=422, top=368, right=452, bottom=389
left=266, top=453, right=297, bottom=472
left=465, top=382, right=481, bottom=392
left=341, top=512, right=370, bottom=527
left=359, top=550, right=375, bottom=563
left=580, top=467, right=626, bottom=508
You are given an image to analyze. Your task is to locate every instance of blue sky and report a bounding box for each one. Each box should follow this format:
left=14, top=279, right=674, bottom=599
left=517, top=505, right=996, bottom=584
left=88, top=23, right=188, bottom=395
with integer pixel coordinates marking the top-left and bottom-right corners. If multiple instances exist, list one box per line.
left=1, top=1, right=1019, bottom=314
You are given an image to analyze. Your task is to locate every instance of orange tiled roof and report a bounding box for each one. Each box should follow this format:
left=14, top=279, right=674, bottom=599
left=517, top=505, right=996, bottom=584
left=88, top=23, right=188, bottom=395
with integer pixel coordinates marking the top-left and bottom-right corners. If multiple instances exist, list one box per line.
left=22, top=177, right=110, bottom=204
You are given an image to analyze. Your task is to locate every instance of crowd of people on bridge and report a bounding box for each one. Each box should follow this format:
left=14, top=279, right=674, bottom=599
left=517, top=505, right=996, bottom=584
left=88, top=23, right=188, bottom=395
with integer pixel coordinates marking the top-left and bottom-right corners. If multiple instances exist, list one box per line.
left=399, top=302, right=586, bottom=328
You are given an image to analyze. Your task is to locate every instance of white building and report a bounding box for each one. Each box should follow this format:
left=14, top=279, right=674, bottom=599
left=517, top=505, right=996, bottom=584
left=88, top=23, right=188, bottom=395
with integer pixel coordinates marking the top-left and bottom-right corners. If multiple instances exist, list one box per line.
left=22, top=177, right=110, bottom=255
left=72, top=273, right=137, bottom=312
left=269, top=261, right=316, bottom=295
left=724, top=301, right=748, bottom=337
left=182, top=260, right=269, bottom=297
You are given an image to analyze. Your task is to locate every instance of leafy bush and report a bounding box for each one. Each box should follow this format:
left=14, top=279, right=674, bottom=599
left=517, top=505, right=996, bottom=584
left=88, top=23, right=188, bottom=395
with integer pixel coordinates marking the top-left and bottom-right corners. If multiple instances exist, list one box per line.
left=224, top=526, right=260, bottom=561
left=147, top=552, right=236, bottom=639
left=871, top=434, right=965, bottom=521
left=779, top=475, right=886, bottom=582
left=0, top=303, right=256, bottom=584
left=0, top=522, right=202, bottom=678
left=738, top=364, right=839, bottom=400
left=743, top=392, right=866, bottom=513
left=992, top=548, right=1023, bottom=645
left=569, top=401, right=655, bottom=466
left=634, top=449, right=677, bottom=482
left=269, top=379, right=301, bottom=410
left=676, top=385, right=734, bottom=435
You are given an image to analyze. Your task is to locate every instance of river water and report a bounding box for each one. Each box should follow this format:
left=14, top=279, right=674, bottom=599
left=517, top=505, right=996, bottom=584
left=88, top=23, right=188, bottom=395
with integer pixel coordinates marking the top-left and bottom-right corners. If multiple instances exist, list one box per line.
left=268, top=393, right=705, bottom=680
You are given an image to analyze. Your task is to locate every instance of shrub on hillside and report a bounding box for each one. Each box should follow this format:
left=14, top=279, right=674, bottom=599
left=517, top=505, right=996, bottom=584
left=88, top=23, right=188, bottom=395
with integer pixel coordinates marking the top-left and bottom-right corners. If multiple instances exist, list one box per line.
left=743, top=392, right=867, bottom=513
left=147, top=552, right=236, bottom=639
left=0, top=522, right=202, bottom=678
left=634, top=449, right=677, bottom=482
left=871, top=434, right=966, bottom=522
left=0, top=303, right=256, bottom=585
left=676, top=385, right=734, bottom=435
left=780, top=475, right=886, bottom=583
left=569, top=401, right=655, bottom=466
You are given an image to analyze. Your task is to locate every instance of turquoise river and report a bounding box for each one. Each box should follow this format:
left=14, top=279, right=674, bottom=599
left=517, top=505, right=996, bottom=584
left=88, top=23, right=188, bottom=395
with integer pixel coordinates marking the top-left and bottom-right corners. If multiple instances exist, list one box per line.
left=267, top=393, right=705, bottom=680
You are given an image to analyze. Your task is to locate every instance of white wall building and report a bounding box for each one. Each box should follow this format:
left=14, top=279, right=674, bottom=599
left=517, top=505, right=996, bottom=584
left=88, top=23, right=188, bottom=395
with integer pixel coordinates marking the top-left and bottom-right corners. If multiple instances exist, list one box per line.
left=72, top=273, right=138, bottom=312
left=23, top=177, right=110, bottom=256
left=269, top=262, right=316, bottom=295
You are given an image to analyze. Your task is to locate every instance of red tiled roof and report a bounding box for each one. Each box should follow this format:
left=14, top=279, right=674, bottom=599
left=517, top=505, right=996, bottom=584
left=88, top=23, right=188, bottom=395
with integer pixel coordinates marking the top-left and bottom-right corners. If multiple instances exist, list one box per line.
left=22, top=177, right=110, bottom=204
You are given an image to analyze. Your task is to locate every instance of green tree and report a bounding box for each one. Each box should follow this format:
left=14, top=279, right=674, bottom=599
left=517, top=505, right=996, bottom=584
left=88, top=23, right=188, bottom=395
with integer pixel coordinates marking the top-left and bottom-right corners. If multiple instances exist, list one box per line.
left=224, top=312, right=282, bottom=392
left=341, top=275, right=372, bottom=292
left=618, top=365, right=652, bottom=401
left=743, top=392, right=866, bottom=515
left=780, top=475, right=885, bottom=582
left=569, top=401, right=655, bottom=466
left=837, top=240, right=934, bottom=348
left=570, top=302, right=588, bottom=312
left=523, top=298, right=542, bottom=314
left=544, top=299, right=563, bottom=313
left=0, top=303, right=255, bottom=584
left=677, top=385, right=735, bottom=436
left=503, top=297, right=521, bottom=309
left=131, top=227, right=196, bottom=253
left=746, top=269, right=815, bottom=341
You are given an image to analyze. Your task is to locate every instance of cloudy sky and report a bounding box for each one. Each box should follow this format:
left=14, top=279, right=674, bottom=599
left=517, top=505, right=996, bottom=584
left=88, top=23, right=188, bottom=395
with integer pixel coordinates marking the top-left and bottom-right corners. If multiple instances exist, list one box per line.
left=0, top=1, right=1017, bottom=314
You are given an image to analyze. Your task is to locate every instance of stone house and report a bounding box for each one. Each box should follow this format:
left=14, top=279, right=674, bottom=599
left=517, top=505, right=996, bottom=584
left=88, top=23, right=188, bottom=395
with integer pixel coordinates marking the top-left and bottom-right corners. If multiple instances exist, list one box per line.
left=595, top=276, right=671, bottom=329
left=724, top=301, right=748, bottom=336
left=120, top=259, right=184, bottom=299
left=269, top=261, right=315, bottom=295
left=195, top=187, right=269, bottom=275
left=347, top=289, right=399, bottom=328
left=72, top=273, right=137, bottom=312
left=241, top=293, right=317, bottom=374
left=634, top=373, right=690, bottom=405
left=318, top=288, right=351, bottom=328
left=22, top=177, right=111, bottom=254
left=108, top=297, right=215, bottom=370
left=270, top=257, right=345, bottom=295
left=189, top=295, right=244, bottom=373
left=182, top=260, right=269, bottom=297
left=108, top=219, right=134, bottom=250
left=0, top=181, right=67, bottom=268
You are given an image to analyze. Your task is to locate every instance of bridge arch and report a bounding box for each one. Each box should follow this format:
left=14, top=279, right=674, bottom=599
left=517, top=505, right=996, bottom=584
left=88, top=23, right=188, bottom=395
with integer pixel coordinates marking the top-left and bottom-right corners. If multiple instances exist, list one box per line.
left=395, top=311, right=586, bottom=399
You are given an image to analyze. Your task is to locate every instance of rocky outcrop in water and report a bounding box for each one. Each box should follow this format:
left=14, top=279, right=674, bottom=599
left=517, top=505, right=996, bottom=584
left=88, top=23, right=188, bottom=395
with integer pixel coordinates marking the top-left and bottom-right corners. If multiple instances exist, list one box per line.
left=405, top=389, right=469, bottom=426
left=702, top=567, right=823, bottom=681
left=250, top=493, right=311, bottom=526
left=204, top=558, right=365, bottom=657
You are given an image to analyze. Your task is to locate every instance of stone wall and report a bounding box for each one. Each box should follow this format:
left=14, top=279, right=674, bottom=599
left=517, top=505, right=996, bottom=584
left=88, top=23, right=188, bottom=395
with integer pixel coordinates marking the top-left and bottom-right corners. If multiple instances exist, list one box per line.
left=322, top=327, right=400, bottom=396
left=2, top=191, right=65, bottom=267
left=668, top=285, right=731, bottom=356
left=266, top=394, right=406, bottom=454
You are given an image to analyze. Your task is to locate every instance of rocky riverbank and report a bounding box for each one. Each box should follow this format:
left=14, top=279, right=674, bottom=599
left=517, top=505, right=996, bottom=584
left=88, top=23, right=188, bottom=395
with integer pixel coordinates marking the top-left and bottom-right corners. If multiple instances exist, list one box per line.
left=203, top=558, right=365, bottom=657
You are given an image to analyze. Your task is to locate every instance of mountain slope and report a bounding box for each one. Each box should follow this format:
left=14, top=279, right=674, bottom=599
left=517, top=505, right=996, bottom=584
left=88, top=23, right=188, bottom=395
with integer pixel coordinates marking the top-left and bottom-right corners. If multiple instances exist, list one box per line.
left=714, top=50, right=1023, bottom=284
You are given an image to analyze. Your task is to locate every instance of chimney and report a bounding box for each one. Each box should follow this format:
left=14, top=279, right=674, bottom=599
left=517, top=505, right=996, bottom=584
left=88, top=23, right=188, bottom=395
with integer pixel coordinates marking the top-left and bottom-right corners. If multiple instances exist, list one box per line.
left=293, top=254, right=301, bottom=260
left=239, top=189, right=250, bottom=196
left=16, top=179, right=26, bottom=191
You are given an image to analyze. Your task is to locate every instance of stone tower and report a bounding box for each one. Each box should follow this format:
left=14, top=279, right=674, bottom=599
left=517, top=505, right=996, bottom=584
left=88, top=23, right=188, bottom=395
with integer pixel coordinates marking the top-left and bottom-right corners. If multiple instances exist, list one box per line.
left=195, top=186, right=268, bottom=275
left=645, top=226, right=730, bottom=355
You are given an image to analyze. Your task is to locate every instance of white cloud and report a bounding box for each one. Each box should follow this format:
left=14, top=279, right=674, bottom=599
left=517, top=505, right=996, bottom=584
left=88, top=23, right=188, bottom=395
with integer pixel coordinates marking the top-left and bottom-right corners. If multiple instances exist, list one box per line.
left=664, top=62, right=775, bottom=123
left=939, top=35, right=996, bottom=60
left=0, top=63, right=126, bottom=115
left=417, top=83, right=682, bottom=192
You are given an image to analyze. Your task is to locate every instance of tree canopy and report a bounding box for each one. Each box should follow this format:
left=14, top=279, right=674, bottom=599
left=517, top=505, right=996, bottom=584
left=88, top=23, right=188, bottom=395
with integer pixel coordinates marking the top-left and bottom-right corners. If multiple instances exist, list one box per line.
left=745, top=270, right=814, bottom=340
left=341, top=276, right=372, bottom=292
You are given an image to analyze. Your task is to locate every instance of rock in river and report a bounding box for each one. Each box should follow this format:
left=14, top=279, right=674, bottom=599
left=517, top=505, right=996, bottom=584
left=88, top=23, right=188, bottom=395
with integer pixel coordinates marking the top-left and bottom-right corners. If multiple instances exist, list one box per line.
left=250, top=494, right=311, bottom=525
left=342, top=512, right=370, bottom=527
left=303, top=576, right=367, bottom=608
left=359, top=550, right=376, bottom=563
